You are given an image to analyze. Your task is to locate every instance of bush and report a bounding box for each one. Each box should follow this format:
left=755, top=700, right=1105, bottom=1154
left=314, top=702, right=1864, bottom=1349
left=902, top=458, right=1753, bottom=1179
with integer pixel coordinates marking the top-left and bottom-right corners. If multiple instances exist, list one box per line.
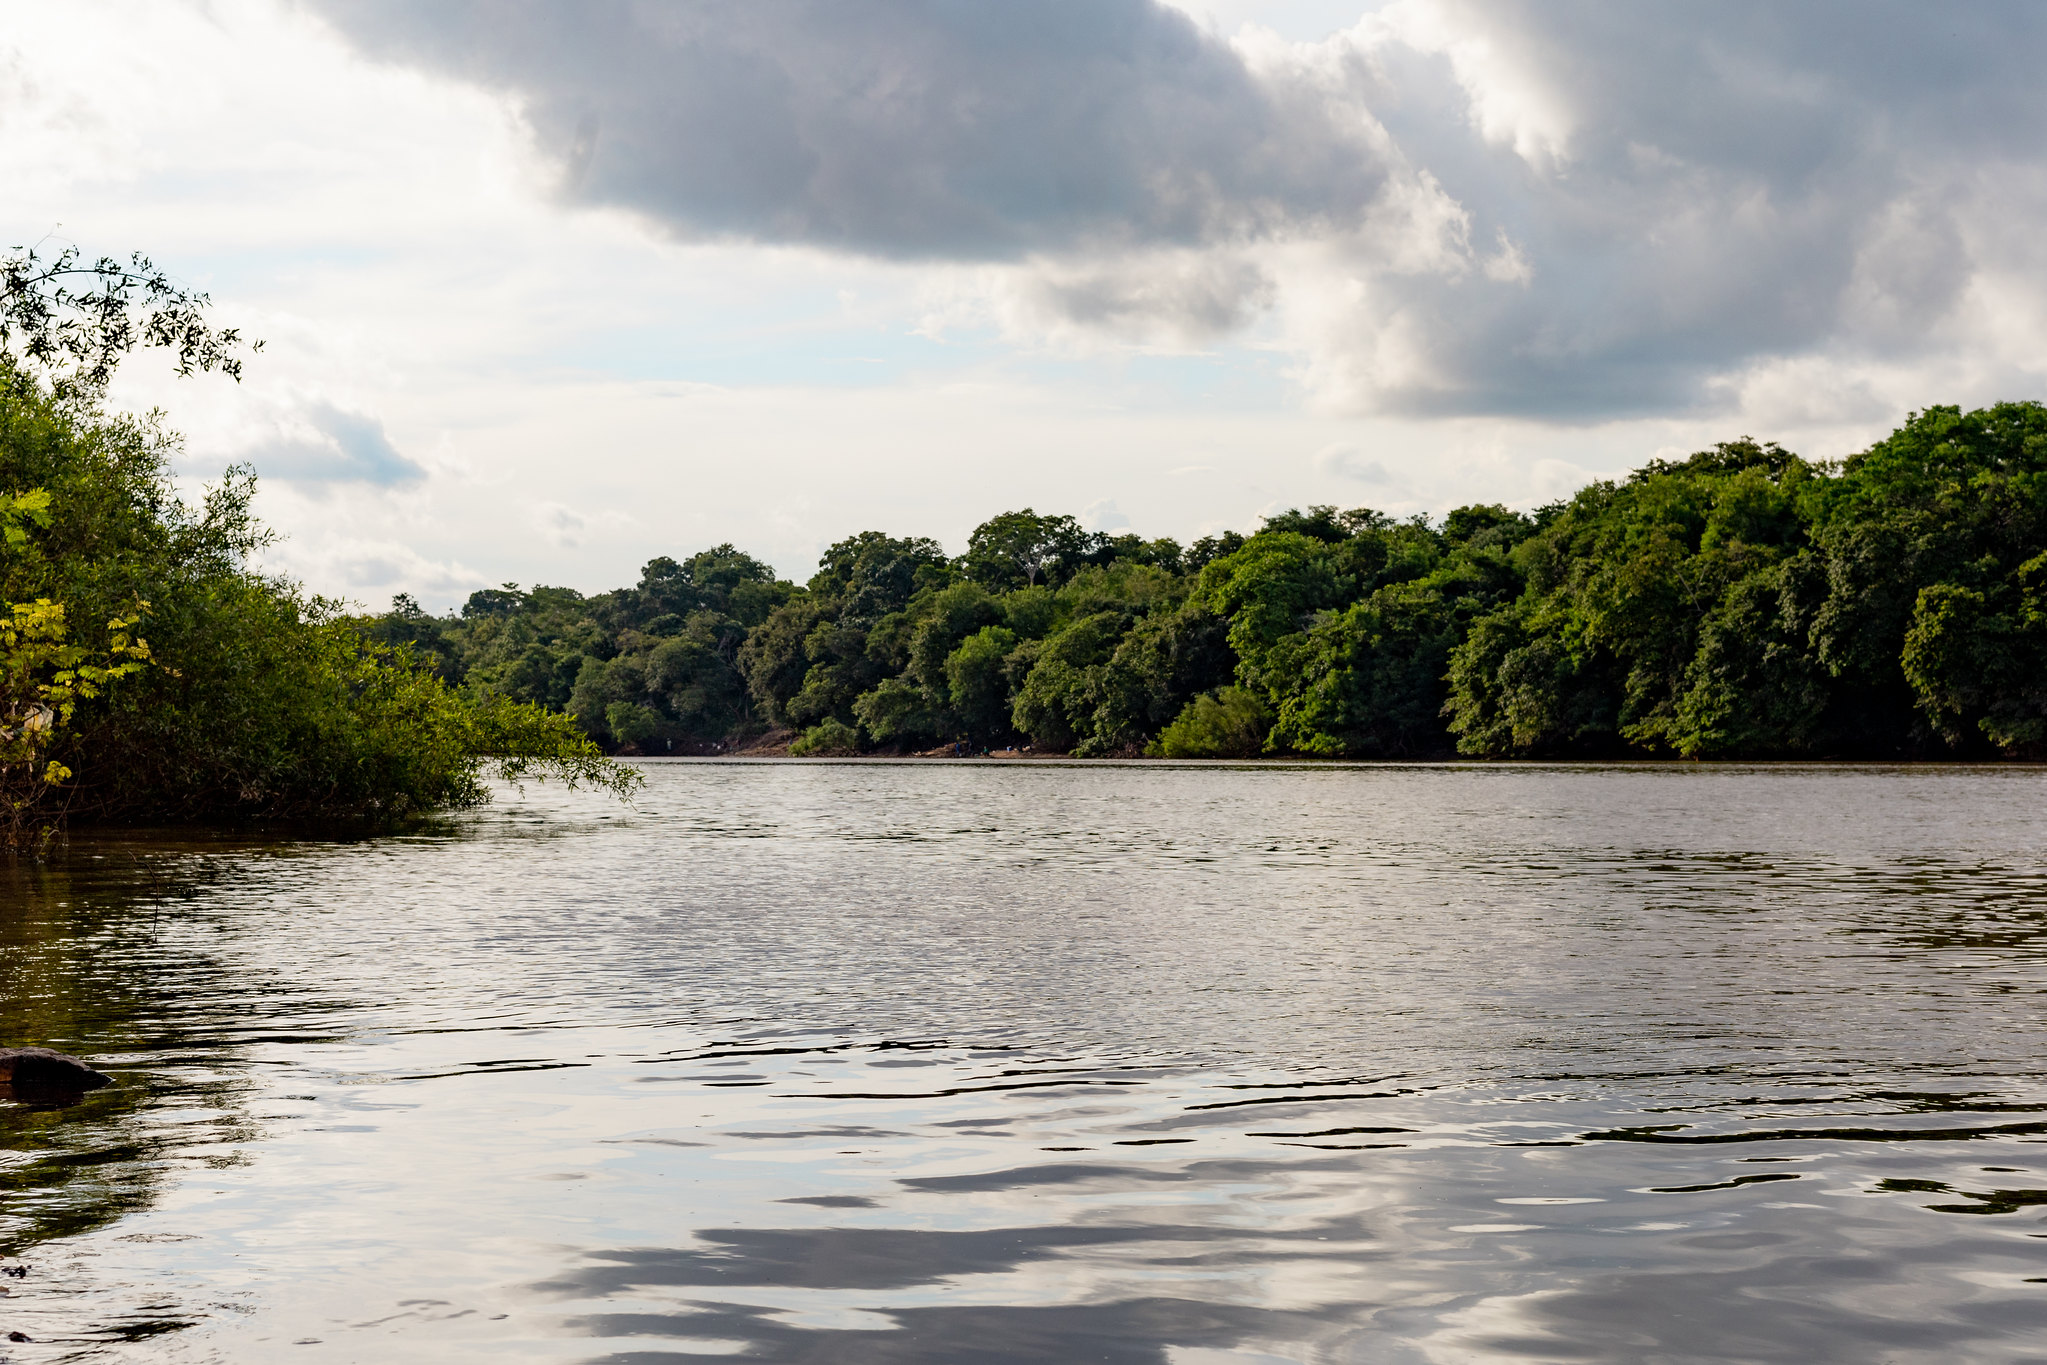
left=790, top=717, right=861, bottom=756
left=1150, top=687, right=1269, bottom=758
left=0, top=364, right=635, bottom=827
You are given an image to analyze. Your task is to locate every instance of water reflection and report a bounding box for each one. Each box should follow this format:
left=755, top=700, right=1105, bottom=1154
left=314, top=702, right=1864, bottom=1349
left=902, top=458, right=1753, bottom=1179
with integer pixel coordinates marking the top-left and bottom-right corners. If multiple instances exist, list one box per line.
left=0, top=843, right=289, bottom=1352
left=0, top=763, right=2044, bottom=1361
left=519, top=1039, right=2047, bottom=1364
left=3, top=854, right=207, bottom=1245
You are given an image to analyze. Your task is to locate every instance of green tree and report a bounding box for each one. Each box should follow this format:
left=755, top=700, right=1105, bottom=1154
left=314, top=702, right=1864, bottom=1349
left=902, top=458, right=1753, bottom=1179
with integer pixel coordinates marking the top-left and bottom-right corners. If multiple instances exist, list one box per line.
left=737, top=597, right=823, bottom=726
left=1810, top=403, right=2047, bottom=753
left=1151, top=687, right=1269, bottom=758
left=945, top=625, right=1018, bottom=742
left=852, top=677, right=941, bottom=747
left=0, top=245, right=632, bottom=823
left=1443, top=443, right=1824, bottom=758
left=1901, top=557, right=2047, bottom=752
left=340, top=403, right=2047, bottom=768
left=960, top=509, right=1097, bottom=589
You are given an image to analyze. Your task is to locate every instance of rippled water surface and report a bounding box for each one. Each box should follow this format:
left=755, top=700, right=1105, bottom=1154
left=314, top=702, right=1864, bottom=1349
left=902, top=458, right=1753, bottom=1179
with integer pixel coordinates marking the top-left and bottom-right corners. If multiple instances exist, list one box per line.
left=4, top=760, right=2047, bottom=1362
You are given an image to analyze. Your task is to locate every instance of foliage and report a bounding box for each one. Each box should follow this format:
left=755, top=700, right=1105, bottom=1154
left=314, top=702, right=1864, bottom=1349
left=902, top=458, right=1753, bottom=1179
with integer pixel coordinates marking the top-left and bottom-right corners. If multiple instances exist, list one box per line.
left=790, top=717, right=860, bottom=756
left=0, top=241, right=628, bottom=834
left=0, top=367, right=634, bottom=827
left=0, top=599, right=152, bottom=841
left=1441, top=443, right=1828, bottom=757
left=1439, top=412, right=2047, bottom=758
left=962, top=509, right=1090, bottom=589
left=356, top=404, right=2047, bottom=764
left=1150, top=687, right=1269, bottom=758
left=2, top=245, right=258, bottom=399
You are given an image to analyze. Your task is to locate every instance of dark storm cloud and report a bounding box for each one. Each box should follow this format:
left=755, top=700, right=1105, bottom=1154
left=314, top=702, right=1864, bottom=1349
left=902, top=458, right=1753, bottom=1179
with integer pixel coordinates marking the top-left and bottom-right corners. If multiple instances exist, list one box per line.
left=1330, top=0, right=2047, bottom=415
left=307, top=0, right=2047, bottom=418
left=307, top=0, right=1395, bottom=258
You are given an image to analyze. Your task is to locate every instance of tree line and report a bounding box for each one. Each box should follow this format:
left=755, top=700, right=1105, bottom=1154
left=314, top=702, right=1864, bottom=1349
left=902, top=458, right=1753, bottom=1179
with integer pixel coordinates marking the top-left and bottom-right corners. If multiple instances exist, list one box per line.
left=364, top=402, right=2047, bottom=762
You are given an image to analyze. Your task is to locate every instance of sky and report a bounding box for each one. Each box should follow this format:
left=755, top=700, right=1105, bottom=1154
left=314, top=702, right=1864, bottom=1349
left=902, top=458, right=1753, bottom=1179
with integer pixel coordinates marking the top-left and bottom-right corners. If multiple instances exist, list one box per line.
left=6, top=0, right=2047, bottom=609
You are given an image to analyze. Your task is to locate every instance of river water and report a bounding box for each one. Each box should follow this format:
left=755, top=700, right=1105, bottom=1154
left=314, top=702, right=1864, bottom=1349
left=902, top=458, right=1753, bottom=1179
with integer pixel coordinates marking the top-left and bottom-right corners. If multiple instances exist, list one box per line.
left=2, top=760, right=2046, bottom=1362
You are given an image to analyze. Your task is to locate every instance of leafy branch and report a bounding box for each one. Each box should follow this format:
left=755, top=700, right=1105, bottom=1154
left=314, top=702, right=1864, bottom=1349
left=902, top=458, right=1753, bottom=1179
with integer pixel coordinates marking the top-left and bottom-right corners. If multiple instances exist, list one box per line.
left=1, top=244, right=261, bottom=398
left=0, top=597, right=154, bottom=842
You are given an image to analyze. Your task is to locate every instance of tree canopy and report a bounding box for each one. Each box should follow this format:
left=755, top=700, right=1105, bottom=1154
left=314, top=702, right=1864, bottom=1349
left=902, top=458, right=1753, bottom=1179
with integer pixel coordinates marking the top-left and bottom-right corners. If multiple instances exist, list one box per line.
left=374, top=402, right=2047, bottom=764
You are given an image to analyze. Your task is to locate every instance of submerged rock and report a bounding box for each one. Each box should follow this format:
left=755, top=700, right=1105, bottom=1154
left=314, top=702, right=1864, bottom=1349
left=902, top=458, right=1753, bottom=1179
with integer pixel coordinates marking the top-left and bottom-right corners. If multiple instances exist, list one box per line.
left=0, top=1047, right=112, bottom=1102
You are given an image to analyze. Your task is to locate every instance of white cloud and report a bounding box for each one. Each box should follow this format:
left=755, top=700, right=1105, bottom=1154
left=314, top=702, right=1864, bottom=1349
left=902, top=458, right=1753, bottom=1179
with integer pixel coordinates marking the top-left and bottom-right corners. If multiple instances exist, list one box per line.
left=1314, top=442, right=1391, bottom=484
left=4, top=0, right=2044, bottom=609
left=1081, top=498, right=1133, bottom=534
left=525, top=499, right=636, bottom=550
left=229, top=398, right=424, bottom=486
left=530, top=500, right=587, bottom=548
left=300, top=0, right=2047, bottom=420
left=1370, top=0, right=1578, bottom=169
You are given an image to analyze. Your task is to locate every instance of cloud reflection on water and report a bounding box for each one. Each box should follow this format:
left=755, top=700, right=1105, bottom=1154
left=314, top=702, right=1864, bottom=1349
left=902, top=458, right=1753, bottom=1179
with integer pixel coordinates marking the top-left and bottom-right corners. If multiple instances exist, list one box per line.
left=4, top=765, right=2047, bottom=1360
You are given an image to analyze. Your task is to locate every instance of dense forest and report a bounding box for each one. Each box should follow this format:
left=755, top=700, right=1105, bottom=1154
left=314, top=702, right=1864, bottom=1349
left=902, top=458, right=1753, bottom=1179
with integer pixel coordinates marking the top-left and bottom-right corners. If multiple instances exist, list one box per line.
left=363, top=401, right=2047, bottom=762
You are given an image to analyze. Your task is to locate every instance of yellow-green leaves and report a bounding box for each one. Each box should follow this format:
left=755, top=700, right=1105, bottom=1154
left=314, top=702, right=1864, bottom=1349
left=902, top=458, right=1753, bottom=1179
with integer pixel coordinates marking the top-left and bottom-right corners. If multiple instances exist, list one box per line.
left=0, top=487, right=52, bottom=549
left=0, top=596, right=153, bottom=839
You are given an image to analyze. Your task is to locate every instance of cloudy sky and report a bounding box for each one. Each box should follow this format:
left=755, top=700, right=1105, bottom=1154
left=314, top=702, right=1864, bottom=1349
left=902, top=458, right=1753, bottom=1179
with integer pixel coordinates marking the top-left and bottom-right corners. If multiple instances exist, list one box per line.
left=6, top=1, right=2045, bottom=608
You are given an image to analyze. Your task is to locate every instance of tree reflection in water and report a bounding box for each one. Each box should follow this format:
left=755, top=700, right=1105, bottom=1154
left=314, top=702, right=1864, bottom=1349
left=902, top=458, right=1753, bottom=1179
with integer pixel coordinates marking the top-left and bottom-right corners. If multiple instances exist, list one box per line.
left=0, top=844, right=256, bottom=1253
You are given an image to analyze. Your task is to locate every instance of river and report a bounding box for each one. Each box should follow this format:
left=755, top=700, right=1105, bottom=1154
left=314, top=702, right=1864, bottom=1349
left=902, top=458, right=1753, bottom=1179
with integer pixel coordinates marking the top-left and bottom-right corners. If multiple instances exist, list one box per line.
left=2, top=760, right=2045, bottom=1362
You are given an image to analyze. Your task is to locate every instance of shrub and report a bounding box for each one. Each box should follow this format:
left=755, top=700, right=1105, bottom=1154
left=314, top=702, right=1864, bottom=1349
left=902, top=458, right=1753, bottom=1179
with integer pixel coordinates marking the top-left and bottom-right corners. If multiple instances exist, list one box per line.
left=1150, top=687, right=1269, bottom=758
left=790, top=717, right=860, bottom=756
